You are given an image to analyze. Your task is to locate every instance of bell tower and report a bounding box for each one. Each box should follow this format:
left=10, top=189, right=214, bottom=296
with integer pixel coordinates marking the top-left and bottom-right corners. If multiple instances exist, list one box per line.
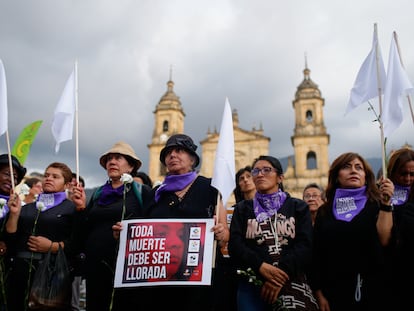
left=284, top=60, right=329, bottom=196
left=148, top=70, right=185, bottom=184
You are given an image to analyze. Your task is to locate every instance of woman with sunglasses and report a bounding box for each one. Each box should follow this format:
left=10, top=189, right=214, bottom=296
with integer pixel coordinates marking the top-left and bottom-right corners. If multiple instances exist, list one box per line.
left=228, top=155, right=318, bottom=311
left=385, top=147, right=414, bottom=309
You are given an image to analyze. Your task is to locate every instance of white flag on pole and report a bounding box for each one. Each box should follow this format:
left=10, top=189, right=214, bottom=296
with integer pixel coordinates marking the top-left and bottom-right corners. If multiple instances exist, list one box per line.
left=211, top=98, right=236, bottom=205
left=345, top=25, right=386, bottom=115
left=382, top=32, right=414, bottom=138
left=0, top=59, right=7, bottom=137
left=52, top=68, right=76, bottom=153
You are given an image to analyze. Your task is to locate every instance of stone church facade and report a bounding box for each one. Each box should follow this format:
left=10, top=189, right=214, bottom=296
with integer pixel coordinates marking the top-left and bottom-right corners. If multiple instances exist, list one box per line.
left=148, top=65, right=329, bottom=203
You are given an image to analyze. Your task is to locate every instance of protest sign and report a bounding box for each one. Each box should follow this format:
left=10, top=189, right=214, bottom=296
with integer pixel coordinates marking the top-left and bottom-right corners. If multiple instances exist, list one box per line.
left=114, top=218, right=214, bottom=288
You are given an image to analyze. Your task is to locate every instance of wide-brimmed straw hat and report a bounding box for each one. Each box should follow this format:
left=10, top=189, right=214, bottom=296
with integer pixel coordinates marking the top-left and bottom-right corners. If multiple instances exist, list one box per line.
left=159, top=134, right=200, bottom=168
left=99, top=141, right=142, bottom=171
left=0, top=154, right=27, bottom=184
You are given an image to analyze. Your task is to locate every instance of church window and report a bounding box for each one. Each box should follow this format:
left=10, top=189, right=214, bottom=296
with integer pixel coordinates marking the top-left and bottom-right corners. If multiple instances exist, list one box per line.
left=306, top=110, right=313, bottom=122
left=307, top=151, right=317, bottom=169
left=163, top=120, right=169, bottom=132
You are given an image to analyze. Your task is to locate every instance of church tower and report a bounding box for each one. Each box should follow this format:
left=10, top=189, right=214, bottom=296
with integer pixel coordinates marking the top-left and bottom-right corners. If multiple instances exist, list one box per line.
left=147, top=74, right=185, bottom=184
left=283, top=62, right=330, bottom=197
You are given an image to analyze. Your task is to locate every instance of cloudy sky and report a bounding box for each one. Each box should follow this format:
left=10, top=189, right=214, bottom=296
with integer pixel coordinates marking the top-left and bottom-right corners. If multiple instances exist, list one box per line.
left=1, top=0, right=413, bottom=188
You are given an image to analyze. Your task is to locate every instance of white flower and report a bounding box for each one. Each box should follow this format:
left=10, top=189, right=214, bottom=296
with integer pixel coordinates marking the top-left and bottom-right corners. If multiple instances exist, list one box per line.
left=0, top=198, right=6, bottom=208
left=20, top=184, right=30, bottom=196
left=120, top=173, right=133, bottom=184
left=36, top=201, right=45, bottom=212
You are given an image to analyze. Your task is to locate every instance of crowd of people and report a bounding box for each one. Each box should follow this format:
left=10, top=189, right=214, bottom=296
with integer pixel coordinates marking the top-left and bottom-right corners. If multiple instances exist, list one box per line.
left=0, top=136, right=412, bottom=310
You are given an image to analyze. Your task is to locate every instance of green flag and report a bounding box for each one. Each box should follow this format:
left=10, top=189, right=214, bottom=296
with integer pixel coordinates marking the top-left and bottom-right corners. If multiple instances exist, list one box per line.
left=12, top=120, right=43, bottom=165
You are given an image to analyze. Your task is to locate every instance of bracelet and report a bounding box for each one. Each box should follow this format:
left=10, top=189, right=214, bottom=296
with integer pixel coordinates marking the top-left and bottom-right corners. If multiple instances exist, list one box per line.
left=379, top=204, right=394, bottom=212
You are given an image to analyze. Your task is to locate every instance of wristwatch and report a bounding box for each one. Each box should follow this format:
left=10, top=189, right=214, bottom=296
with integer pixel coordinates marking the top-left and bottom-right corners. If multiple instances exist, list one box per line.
left=379, top=204, right=394, bottom=212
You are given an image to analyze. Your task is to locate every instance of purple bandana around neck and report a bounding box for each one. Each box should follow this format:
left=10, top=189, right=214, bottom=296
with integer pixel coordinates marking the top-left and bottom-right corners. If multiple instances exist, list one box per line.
left=0, top=194, right=9, bottom=219
left=97, top=182, right=125, bottom=206
left=37, top=192, right=67, bottom=212
left=391, top=184, right=411, bottom=205
left=155, top=171, right=197, bottom=202
left=253, top=190, right=287, bottom=222
left=333, top=186, right=367, bottom=222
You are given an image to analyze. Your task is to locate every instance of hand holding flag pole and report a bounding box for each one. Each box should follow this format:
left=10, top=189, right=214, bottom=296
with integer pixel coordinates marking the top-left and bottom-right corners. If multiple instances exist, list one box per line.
left=346, top=23, right=388, bottom=178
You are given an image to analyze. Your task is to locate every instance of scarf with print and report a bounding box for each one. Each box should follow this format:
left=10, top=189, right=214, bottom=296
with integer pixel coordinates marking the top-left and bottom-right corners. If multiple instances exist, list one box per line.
left=253, top=189, right=287, bottom=222
left=0, top=194, right=9, bottom=219
left=333, top=186, right=367, bottom=222
left=391, top=184, right=411, bottom=205
left=155, top=171, right=197, bottom=202
left=36, top=192, right=67, bottom=212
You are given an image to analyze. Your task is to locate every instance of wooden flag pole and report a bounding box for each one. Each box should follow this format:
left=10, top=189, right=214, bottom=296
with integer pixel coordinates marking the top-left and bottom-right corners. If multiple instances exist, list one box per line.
left=212, top=191, right=221, bottom=268
left=373, top=23, right=387, bottom=179
left=5, top=130, right=16, bottom=191
left=74, top=61, right=80, bottom=184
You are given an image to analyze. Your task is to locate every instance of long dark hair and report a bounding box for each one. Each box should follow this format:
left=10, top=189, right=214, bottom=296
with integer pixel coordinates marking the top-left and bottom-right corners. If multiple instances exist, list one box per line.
left=320, top=152, right=380, bottom=216
left=233, top=166, right=252, bottom=203
left=387, top=148, right=414, bottom=202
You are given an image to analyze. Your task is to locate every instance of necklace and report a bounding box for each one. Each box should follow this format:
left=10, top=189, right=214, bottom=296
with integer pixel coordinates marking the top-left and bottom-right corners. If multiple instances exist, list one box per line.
left=174, top=179, right=195, bottom=202
left=175, top=188, right=189, bottom=201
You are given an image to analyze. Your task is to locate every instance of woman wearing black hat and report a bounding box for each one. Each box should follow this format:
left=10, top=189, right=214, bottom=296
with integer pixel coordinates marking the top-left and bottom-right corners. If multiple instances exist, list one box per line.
left=115, top=134, right=229, bottom=310
left=71, top=141, right=152, bottom=311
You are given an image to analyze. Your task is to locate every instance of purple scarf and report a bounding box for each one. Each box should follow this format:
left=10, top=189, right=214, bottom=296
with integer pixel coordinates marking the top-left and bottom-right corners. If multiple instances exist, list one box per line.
left=253, top=190, right=287, bottom=222
left=37, top=192, right=67, bottom=212
left=0, top=194, right=9, bottom=219
left=155, top=171, right=197, bottom=202
left=97, top=182, right=125, bottom=206
left=391, top=184, right=411, bottom=205
left=333, top=186, right=367, bottom=222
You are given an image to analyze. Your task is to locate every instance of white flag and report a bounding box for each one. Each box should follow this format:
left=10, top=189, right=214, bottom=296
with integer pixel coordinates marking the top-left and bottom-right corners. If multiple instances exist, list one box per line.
left=52, top=68, right=76, bottom=153
left=345, top=25, right=386, bottom=115
left=211, top=98, right=236, bottom=205
left=0, top=59, right=7, bottom=136
left=382, top=32, right=414, bottom=138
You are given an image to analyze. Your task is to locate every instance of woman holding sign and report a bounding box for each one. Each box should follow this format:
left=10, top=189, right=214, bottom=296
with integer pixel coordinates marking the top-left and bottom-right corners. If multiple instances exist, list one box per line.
left=137, top=134, right=229, bottom=311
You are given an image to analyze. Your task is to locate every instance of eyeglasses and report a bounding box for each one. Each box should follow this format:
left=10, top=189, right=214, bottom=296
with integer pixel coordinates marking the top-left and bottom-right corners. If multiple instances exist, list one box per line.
left=251, top=167, right=276, bottom=177
left=303, top=194, right=321, bottom=200
left=399, top=171, right=414, bottom=177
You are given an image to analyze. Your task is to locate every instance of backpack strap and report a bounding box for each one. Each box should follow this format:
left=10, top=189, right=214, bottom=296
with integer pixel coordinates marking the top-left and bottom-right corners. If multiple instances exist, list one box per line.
left=92, top=185, right=104, bottom=202
left=131, top=181, right=143, bottom=207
